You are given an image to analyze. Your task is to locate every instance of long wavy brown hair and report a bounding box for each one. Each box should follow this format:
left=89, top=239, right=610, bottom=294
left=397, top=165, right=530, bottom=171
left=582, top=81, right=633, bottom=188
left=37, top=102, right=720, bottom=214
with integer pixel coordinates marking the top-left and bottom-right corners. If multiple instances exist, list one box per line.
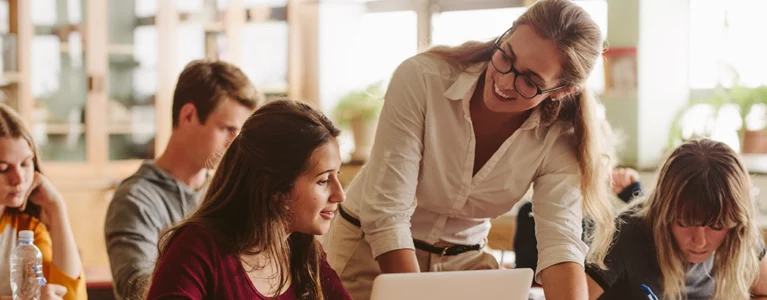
left=0, top=104, right=43, bottom=219
left=632, top=139, right=761, bottom=299
left=153, top=99, right=341, bottom=299
left=425, top=0, right=614, bottom=267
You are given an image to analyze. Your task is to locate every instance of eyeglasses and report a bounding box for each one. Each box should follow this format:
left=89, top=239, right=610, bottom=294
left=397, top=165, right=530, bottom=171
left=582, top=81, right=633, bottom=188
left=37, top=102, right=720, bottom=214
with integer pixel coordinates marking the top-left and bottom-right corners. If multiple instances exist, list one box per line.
left=490, top=29, right=567, bottom=99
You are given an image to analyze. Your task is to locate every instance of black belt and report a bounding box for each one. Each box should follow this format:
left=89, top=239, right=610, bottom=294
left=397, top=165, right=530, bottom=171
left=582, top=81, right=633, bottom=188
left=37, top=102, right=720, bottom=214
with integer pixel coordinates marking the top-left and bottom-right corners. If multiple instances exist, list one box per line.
left=337, top=205, right=483, bottom=256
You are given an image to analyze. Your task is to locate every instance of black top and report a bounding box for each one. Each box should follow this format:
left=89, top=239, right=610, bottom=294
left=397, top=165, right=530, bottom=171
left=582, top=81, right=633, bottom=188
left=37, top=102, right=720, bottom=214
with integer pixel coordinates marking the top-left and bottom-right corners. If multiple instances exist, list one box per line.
left=513, top=182, right=644, bottom=273
left=586, top=213, right=766, bottom=300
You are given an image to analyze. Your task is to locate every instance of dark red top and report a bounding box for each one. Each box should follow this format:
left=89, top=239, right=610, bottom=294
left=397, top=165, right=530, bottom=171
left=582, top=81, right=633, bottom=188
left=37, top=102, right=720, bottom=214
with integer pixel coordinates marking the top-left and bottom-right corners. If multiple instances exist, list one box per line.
left=146, top=225, right=352, bottom=300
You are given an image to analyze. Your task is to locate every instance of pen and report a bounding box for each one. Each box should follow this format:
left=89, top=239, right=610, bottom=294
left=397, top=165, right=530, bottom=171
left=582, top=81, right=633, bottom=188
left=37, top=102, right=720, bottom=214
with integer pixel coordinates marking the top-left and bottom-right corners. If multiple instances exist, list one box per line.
left=641, top=284, right=658, bottom=300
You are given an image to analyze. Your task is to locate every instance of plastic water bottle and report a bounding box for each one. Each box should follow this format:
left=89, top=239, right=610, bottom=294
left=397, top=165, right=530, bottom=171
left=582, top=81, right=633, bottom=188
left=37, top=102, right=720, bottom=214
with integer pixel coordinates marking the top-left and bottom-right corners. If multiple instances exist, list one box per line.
left=10, top=230, right=46, bottom=300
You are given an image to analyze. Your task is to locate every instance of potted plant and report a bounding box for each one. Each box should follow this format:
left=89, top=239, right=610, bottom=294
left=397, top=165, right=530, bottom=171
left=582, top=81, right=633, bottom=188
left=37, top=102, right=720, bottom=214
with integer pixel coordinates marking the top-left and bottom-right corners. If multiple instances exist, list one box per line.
left=667, top=87, right=728, bottom=150
left=668, top=85, right=767, bottom=154
left=738, top=86, right=767, bottom=153
left=333, top=82, right=385, bottom=162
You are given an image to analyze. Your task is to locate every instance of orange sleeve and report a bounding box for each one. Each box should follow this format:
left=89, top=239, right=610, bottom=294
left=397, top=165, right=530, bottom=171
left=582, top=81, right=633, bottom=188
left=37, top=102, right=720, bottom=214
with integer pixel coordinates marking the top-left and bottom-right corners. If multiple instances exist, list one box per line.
left=30, top=219, right=87, bottom=300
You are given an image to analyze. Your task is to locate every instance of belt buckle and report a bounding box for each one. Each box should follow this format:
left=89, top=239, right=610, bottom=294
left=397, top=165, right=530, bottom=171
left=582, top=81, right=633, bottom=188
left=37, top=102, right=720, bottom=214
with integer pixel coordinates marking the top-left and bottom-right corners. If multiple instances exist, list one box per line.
left=440, top=246, right=449, bottom=257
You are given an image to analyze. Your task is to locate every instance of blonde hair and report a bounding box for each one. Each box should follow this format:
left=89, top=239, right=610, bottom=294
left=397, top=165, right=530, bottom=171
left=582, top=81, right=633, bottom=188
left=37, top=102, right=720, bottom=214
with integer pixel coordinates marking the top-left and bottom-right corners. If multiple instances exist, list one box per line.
left=426, top=0, right=615, bottom=267
left=633, top=139, right=761, bottom=299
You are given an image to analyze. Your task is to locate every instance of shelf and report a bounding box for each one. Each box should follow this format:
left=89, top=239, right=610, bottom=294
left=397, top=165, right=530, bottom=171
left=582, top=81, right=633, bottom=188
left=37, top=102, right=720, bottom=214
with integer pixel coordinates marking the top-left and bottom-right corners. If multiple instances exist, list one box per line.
left=34, top=24, right=82, bottom=36
left=107, top=123, right=155, bottom=135
left=55, top=43, right=133, bottom=57
left=107, top=44, right=134, bottom=56
left=245, top=6, right=287, bottom=23
left=41, top=123, right=85, bottom=135
left=0, top=72, right=21, bottom=86
left=204, top=22, right=224, bottom=33
left=244, top=20, right=288, bottom=26
left=108, top=57, right=141, bottom=68
left=134, top=13, right=284, bottom=31
left=135, top=16, right=225, bottom=32
left=741, top=153, right=767, bottom=174
left=57, top=42, right=84, bottom=54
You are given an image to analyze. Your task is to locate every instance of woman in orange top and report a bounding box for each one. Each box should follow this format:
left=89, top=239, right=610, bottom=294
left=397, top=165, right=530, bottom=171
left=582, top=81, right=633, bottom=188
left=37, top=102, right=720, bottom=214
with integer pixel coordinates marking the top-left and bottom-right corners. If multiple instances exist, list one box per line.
left=0, top=104, right=86, bottom=300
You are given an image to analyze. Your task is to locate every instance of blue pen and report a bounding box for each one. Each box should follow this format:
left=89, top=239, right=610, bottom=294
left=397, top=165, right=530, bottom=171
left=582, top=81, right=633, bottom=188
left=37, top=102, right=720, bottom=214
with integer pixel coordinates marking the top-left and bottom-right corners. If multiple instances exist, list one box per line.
left=641, top=284, right=658, bottom=300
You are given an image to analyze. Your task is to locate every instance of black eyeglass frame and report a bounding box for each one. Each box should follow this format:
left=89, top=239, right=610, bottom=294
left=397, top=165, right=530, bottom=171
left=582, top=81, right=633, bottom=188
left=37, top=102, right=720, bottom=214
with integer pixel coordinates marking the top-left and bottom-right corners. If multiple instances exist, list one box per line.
left=490, top=28, right=568, bottom=99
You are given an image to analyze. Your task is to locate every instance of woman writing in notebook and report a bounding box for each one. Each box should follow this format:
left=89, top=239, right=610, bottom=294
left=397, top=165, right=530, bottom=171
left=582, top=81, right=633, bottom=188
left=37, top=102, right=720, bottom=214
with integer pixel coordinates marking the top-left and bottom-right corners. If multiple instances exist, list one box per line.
left=586, top=139, right=767, bottom=299
left=0, top=104, right=85, bottom=300
left=324, top=0, right=616, bottom=299
left=146, top=100, right=352, bottom=300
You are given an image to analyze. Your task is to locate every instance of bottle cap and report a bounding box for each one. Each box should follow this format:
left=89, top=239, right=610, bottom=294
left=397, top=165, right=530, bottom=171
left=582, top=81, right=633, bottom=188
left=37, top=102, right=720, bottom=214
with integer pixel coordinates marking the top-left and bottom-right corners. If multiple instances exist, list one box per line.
left=18, top=230, right=33, bottom=242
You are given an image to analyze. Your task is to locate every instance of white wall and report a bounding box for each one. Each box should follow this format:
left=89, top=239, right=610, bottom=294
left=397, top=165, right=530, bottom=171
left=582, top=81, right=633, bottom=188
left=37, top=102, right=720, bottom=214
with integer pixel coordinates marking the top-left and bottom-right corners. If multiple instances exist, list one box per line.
left=636, top=0, right=690, bottom=168
left=317, top=2, right=367, bottom=160
left=318, top=2, right=366, bottom=114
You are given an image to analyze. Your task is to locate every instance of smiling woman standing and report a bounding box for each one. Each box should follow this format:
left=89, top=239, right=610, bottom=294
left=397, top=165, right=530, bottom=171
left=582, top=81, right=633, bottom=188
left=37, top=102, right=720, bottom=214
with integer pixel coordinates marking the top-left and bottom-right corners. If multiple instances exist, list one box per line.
left=323, top=1, right=616, bottom=299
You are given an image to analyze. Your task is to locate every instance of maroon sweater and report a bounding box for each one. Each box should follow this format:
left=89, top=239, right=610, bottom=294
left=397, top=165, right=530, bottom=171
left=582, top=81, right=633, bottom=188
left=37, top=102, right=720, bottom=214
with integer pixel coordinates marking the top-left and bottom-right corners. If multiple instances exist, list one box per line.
left=146, top=225, right=352, bottom=300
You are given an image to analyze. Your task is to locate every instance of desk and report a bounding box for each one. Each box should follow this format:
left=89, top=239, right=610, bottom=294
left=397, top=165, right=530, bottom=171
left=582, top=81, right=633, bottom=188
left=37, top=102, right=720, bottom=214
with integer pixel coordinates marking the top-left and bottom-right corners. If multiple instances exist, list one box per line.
left=84, top=265, right=114, bottom=300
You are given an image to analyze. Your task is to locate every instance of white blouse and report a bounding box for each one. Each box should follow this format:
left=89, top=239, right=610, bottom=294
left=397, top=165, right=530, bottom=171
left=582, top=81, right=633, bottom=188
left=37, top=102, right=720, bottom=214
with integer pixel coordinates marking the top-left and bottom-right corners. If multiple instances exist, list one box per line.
left=341, top=53, right=587, bottom=278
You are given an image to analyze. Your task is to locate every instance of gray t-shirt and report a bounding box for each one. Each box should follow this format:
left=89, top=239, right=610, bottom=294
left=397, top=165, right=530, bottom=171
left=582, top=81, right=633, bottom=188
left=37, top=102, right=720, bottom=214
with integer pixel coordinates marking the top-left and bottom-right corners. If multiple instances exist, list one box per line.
left=104, top=162, right=204, bottom=300
left=586, top=213, right=766, bottom=300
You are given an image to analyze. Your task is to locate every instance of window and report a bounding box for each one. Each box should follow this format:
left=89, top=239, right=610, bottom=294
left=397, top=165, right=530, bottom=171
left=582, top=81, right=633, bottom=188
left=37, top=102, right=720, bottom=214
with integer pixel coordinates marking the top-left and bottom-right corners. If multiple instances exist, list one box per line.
left=675, top=1, right=767, bottom=152
left=689, top=0, right=767, bottom=88
left=319, top=8, right=417, bottom=112
left=319, top=6, right=417, bottom=161
left=351, top=11, right=418, bottom=90
left=135, top=0, right=157, bottom=18
left=175, top=25, right=205, bottom=71
left=241, top=22, right=289, bottom=93
left=431, top=8, right=526, bottom=47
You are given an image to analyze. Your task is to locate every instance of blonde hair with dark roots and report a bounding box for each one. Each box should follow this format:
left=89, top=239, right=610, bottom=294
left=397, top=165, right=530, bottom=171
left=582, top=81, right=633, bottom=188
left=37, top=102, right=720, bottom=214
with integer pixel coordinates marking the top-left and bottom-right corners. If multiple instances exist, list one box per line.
left=425, top=0, right=615, bottom=268
left=633, top=139, right=761, bottom=299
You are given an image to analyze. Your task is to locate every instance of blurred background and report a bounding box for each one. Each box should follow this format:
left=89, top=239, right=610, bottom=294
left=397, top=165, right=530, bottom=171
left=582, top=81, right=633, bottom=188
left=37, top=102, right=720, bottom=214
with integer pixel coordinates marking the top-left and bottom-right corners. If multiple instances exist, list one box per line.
left=0, top=0, right=764, bottom=298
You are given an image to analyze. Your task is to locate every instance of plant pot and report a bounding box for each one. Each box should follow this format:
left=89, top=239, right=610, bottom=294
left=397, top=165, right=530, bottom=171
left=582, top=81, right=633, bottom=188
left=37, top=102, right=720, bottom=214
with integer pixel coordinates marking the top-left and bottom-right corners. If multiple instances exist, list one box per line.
left=742, top=130, right=767, bottom=154
left=349, top=116, right=377, bottom=162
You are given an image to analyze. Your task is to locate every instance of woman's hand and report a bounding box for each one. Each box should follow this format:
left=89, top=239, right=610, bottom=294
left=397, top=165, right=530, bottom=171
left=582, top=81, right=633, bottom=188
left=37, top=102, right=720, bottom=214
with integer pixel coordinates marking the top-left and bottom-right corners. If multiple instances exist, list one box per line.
left=0, top=284, right=68, bottom=300
left=40, top=283, right=67, bottom=300
left=26, top=172, right=66, bottom=215
left=610, top=168, right=639, bottom=195
left=25, top=172, right=83, bottom=280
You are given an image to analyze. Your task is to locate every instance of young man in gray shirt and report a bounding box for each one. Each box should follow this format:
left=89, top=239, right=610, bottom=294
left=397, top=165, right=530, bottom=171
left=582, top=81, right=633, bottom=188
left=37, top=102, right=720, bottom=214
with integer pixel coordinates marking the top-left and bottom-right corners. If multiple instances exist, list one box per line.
left=104, top=59, right=262, bottom=300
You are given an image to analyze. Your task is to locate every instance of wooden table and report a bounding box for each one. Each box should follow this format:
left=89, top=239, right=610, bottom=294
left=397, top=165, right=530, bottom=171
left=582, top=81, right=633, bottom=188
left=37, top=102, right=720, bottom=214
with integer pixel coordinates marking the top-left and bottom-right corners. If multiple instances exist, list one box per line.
left=84, top=265, right=114, bottom=300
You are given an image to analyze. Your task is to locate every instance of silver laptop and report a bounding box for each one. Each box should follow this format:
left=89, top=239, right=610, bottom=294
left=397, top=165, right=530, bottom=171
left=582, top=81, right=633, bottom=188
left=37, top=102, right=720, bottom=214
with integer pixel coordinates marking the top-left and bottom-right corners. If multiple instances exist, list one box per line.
left=370, top=268, right=534, bottom=300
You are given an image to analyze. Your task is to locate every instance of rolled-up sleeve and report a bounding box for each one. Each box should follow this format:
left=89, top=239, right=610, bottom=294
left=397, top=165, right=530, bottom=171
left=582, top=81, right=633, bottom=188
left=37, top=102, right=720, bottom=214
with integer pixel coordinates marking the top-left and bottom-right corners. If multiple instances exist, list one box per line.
left=531, top=131, right=588, bottom=283
left=105, top=188, right=163, bottom=299
left=360, top=57, right=427, bottom=258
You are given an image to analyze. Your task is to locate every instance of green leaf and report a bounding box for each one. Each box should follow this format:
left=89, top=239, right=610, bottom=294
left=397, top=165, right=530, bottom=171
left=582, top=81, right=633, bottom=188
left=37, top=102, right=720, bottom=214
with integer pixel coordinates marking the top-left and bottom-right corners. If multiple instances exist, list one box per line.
left=333, top=81, right=385, bottom=129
